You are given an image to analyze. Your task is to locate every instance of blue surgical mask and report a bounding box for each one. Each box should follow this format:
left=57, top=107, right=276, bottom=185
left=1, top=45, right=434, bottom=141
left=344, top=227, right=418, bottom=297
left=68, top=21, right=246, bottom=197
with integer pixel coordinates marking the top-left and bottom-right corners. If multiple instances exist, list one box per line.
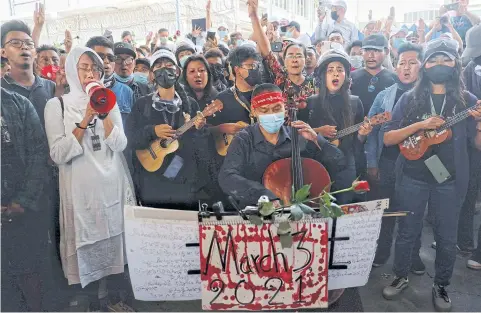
left=392, top=38, right=407, bottom=50
left=285, top=31, right=294, bottom=38
left=218, top=30, right=228, bottom=39
left=114, top=73, right=134, bottom=84
left=133, top=72, right=149, bottom=85
left=236, top=39, right=244, bottom=46
left=179, top=55, right=190, bottom=68
left=258, top=112, right=285, bottom=134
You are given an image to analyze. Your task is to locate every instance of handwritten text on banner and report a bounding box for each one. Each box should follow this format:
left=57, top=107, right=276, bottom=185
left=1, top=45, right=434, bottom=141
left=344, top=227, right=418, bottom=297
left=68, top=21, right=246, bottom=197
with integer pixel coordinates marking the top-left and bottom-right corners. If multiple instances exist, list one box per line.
left=199, top=222, right=329, bottom=311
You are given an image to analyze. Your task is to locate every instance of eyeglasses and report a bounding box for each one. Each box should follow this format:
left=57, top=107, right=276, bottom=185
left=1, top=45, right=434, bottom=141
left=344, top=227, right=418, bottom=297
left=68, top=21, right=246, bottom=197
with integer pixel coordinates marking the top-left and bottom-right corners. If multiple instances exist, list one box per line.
left=114, top=56, right=134, bottom=65
left=4, top=39, right=35, bottom=49
left=97, top=53, right=117, bottom=63
left=240, top=62, right=261, bottom=70
left=368, top=76, right=379, bottom=93
left=77, top=65, right=103, bottom=74
left=285, top=54, right=305, bottom=60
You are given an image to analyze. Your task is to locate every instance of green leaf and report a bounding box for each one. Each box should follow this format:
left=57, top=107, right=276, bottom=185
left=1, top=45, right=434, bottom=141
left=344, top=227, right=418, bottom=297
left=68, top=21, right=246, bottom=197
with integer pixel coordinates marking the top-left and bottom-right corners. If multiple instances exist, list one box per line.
left=248, top=215, right=264, bottom=226
left=328, top=193, right=337, bottom=203
left=259, top=202, right=275, bottom=217
left=295, top=184, right=311, bottom=203
left=319, top=204, right=330, bottom=217
left=290, top=205, right=304, bottom=221
left=298, top=203, right=316, bottom=215
left=279, top=233, right=293, bottom=249
left=321, top=192, right=331, bottom=207
left=330, top=203, right=344, bottom=218
left=277, top=220, right=292, bottom=235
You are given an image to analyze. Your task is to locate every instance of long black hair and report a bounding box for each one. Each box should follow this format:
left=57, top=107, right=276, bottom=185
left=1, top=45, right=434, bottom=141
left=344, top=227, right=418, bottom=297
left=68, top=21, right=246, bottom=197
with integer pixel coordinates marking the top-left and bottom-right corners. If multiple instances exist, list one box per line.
left=312, top=61, right=353, bottom=130
left=408, top=58, right=465, bottom=120
left=181, top=55, right=217, bottom=101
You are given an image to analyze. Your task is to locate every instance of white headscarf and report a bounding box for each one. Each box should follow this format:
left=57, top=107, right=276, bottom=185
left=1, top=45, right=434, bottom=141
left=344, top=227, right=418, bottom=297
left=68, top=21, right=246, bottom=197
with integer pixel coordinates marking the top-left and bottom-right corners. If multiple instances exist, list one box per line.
left=64, top=46, right=104, bottom=109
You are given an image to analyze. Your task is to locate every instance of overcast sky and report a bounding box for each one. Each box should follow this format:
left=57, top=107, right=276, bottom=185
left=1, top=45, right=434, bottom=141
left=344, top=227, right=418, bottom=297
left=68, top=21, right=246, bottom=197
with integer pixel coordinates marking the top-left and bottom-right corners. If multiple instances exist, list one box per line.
left=2, top=0, right=444, bottom=23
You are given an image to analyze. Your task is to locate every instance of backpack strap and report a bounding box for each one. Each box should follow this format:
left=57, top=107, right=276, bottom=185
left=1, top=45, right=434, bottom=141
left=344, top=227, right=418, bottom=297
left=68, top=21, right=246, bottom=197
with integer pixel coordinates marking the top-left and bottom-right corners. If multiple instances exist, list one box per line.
left=58, top=96, right=64, bottom=118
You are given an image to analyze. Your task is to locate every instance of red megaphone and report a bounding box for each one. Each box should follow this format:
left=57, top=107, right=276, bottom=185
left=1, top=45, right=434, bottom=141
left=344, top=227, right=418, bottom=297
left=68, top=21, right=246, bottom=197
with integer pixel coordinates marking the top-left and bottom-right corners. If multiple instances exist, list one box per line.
left=85, top=82, right=116, bottom=119
left=41, top=64, right=60, bottom=81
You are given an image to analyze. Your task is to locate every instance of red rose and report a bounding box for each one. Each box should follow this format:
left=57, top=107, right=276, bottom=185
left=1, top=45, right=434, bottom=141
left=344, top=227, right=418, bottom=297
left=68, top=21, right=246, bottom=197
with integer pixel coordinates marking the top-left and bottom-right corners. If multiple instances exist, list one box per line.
left=352, top=180, right=370, bottom=194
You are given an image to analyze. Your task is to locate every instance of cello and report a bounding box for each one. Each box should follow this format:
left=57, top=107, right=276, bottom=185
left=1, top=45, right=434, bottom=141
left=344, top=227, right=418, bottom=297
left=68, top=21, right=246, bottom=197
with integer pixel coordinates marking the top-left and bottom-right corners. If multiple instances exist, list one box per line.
left=262, top=88, right=344, bottom=305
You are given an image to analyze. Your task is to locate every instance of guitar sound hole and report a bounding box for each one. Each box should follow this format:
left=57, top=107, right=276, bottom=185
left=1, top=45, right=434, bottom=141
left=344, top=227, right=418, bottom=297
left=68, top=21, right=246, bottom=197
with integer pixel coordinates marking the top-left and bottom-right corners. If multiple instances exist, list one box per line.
left=160, top=141, right=168, bottom=148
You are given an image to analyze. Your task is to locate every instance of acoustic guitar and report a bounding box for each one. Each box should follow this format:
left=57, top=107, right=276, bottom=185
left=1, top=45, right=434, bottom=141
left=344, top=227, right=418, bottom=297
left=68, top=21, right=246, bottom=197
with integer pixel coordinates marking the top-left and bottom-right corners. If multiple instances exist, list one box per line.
left=212, top=121, right=250, bottom=156
left=327, top=112, right=392, bottom=146
left=136, top=100, right=223, bottom=172
left=399, top=102, right=481, bottom=160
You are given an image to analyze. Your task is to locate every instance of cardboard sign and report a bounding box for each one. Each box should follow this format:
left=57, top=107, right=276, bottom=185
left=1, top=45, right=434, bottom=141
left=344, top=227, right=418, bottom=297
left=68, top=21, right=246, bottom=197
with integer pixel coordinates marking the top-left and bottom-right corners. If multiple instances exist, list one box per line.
left=199, top=221, right=329, bottom=311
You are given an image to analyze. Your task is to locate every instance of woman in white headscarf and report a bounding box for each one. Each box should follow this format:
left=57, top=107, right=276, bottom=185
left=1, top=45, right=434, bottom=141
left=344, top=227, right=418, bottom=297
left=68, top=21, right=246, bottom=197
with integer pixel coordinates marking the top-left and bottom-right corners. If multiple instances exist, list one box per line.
left=44, top=46, right=135, bottom=311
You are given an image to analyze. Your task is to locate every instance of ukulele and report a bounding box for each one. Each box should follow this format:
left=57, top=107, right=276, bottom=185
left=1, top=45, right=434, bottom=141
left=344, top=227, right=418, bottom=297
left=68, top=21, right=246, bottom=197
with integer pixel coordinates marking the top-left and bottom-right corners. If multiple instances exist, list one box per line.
left=136, top=100, right=223, bottom=172
left=327, top=112, right=392, bottom=146
left=212, top=121, right=250, bottom=156
left=399, top=102, right=481, bottom=160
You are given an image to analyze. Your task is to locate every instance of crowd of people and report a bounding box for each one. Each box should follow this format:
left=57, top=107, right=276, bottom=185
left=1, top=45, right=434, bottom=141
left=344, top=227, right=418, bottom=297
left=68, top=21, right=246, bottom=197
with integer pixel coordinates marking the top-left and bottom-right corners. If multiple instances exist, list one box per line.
left=1, top=0, right=481, bottom=312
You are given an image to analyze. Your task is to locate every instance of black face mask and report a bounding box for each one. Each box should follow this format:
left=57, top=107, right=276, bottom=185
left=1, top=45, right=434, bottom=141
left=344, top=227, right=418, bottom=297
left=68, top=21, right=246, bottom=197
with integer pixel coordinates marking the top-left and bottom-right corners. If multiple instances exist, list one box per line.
left=474, top=55, right=481, bottom=66
left=331, top=11, right=339, bottom=21
left=154, top=67, right=177, bottom=89
left=243, top=68, right=263, bottom=87
left=424, top=65, right=455, bottom=84
left=210, top=63, right=224, bottom=81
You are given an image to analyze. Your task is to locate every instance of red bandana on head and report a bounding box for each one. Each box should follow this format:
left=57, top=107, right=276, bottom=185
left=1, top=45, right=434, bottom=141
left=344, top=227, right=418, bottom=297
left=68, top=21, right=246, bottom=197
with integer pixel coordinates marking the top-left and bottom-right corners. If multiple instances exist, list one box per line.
left=251, top=91, right=284, bottom=109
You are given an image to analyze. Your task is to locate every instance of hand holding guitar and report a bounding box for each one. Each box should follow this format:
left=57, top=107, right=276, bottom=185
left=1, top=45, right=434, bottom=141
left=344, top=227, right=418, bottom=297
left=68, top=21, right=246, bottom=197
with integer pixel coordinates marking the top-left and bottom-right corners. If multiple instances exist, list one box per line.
left=469, top=101, right=481, bottom=121
left=155, top=124, right=175, bottom=139
left=315, top=125, right=337, bottom=138
left=194, top=116, right=206, bottom=129
left=419, top=116, right=445, bottom=130
left=358, top=118, right=373, bottom=136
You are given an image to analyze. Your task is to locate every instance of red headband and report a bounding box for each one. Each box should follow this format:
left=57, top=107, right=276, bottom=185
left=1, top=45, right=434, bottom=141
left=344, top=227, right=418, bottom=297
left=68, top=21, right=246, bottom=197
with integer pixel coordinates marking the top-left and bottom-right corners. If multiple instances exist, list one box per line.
left=251, top=92, right=284, bottom=109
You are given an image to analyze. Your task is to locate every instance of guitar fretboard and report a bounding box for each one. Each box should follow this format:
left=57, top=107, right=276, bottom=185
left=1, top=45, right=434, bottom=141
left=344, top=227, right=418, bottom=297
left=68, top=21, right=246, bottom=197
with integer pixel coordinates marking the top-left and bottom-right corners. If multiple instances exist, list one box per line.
left=332, top=121, right=363, bottom=140
left=160, top=115, right=199, bottom=146
left=436, top=103, right=480, bottom=134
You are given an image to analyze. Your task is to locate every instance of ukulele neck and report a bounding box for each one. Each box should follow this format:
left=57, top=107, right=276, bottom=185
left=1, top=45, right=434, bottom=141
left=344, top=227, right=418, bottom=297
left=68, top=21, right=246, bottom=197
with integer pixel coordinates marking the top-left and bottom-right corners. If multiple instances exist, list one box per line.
left=435, top=104, right=480, bottom=134
left=161, top=114, right=199, bottom=146
left=333, top=121, right=363, bottom=140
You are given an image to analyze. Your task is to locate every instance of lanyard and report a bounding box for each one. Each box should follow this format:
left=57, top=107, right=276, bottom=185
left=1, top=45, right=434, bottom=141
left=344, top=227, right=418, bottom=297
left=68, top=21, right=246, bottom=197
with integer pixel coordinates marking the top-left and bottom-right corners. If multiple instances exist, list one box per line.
left=231, top=86, right=254, bottom=124
left=429, top=95, right=447, bottom=118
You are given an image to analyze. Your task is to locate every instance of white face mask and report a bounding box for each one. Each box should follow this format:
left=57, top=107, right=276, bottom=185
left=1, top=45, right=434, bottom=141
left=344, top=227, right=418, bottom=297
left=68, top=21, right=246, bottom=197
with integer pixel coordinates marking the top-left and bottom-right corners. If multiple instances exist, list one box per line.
left=350, top=55, right=363, bottom=69
left=475, top=65, right=481, bottom=77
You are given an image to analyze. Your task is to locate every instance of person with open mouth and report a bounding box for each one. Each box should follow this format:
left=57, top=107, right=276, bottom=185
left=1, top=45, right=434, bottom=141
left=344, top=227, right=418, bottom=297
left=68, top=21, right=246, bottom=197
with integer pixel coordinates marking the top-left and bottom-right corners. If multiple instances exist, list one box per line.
left=299, top=49, right=372, bottom=205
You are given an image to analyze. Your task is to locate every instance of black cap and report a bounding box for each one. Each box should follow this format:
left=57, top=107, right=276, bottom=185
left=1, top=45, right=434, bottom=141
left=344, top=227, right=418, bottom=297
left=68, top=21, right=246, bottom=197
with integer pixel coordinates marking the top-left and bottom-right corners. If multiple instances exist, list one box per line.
left=135, top=58, right=150, bottom=68
left=362, top=34, right=388, bottom=51
left=462, top=24, right=481, bottom=59
left=281, top=21, right=301, bottom=33
left=114, top=42, right=136, bottom=58
left=121, top=30, right=132, bottom=38
left=423, top=38, right=459, bottom=66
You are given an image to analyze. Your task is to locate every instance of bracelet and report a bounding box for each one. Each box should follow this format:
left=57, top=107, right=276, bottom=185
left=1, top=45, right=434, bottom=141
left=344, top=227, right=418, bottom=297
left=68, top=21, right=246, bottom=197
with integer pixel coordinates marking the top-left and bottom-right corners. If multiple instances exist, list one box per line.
left=75, top=123, right=88, bottom=129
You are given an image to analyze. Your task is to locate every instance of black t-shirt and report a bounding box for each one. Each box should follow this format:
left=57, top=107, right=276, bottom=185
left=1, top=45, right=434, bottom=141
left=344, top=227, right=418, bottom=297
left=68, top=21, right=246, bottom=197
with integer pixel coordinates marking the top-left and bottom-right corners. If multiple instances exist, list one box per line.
left=381, top=88, right=404, bottom=160
left=401, top=93, right=456, bottom=183
left=211, top=87, right=253, bottom=126
left=351, top=68, right=396, bottom=114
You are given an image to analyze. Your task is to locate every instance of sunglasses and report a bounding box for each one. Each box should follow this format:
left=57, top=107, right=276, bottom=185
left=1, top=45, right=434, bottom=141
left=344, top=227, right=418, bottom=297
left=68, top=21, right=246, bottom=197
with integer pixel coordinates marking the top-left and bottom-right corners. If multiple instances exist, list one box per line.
left=368, top=76, right=379, bottom=93
left=97, top=53, right=117, bottom=63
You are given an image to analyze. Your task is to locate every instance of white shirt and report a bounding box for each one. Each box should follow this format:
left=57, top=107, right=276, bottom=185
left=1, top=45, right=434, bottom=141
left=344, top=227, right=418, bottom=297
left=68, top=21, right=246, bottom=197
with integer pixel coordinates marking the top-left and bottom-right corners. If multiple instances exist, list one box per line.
left=321, top=18, right=359, bottom=46
left=296, top=33, right=313, bottom=46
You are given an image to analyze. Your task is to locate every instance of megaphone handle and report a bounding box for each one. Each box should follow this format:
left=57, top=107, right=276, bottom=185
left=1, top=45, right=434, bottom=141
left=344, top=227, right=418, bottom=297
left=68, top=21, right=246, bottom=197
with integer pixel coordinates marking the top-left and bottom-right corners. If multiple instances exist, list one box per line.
left=98, top=113, right=109, bottom=120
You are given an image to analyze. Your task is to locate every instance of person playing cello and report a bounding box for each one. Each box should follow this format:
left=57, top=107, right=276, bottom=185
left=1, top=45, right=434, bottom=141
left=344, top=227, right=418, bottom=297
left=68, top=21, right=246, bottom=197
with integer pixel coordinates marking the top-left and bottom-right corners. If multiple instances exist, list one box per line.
left=218, top=83, right=345, bottom=208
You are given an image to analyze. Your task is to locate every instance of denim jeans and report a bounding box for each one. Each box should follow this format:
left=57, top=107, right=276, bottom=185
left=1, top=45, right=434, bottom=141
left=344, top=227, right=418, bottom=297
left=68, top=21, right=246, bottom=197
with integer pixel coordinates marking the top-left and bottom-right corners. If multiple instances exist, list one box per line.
left=457, top=148, right=481, bottom=249
left=374, top=156, right=422, bottom=263
left=393, top=175, right=461, bottom=285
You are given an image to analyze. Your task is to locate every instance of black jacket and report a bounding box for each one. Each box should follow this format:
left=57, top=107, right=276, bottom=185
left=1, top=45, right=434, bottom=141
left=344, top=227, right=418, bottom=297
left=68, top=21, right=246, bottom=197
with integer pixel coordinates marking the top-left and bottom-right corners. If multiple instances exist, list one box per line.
left=1, top=88, right=49, bottom=211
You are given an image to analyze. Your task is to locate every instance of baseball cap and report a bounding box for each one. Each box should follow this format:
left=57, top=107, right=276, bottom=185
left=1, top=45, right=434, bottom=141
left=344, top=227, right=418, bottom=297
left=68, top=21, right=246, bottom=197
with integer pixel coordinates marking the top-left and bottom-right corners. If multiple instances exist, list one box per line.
left=331, top=0, right=347, bottom=9
left=281, top=21, right=301, bottom=33
left=362, top=34, right=388, bottom=50
left=149, top=49, right=177, bottom=68
left=462, top=24, right=481, bottom=60
left=135, top=58, right=150, bottom=68
left=423, top=38, right=459, bottom=65
left=114, top=42, right=136, bottom=58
